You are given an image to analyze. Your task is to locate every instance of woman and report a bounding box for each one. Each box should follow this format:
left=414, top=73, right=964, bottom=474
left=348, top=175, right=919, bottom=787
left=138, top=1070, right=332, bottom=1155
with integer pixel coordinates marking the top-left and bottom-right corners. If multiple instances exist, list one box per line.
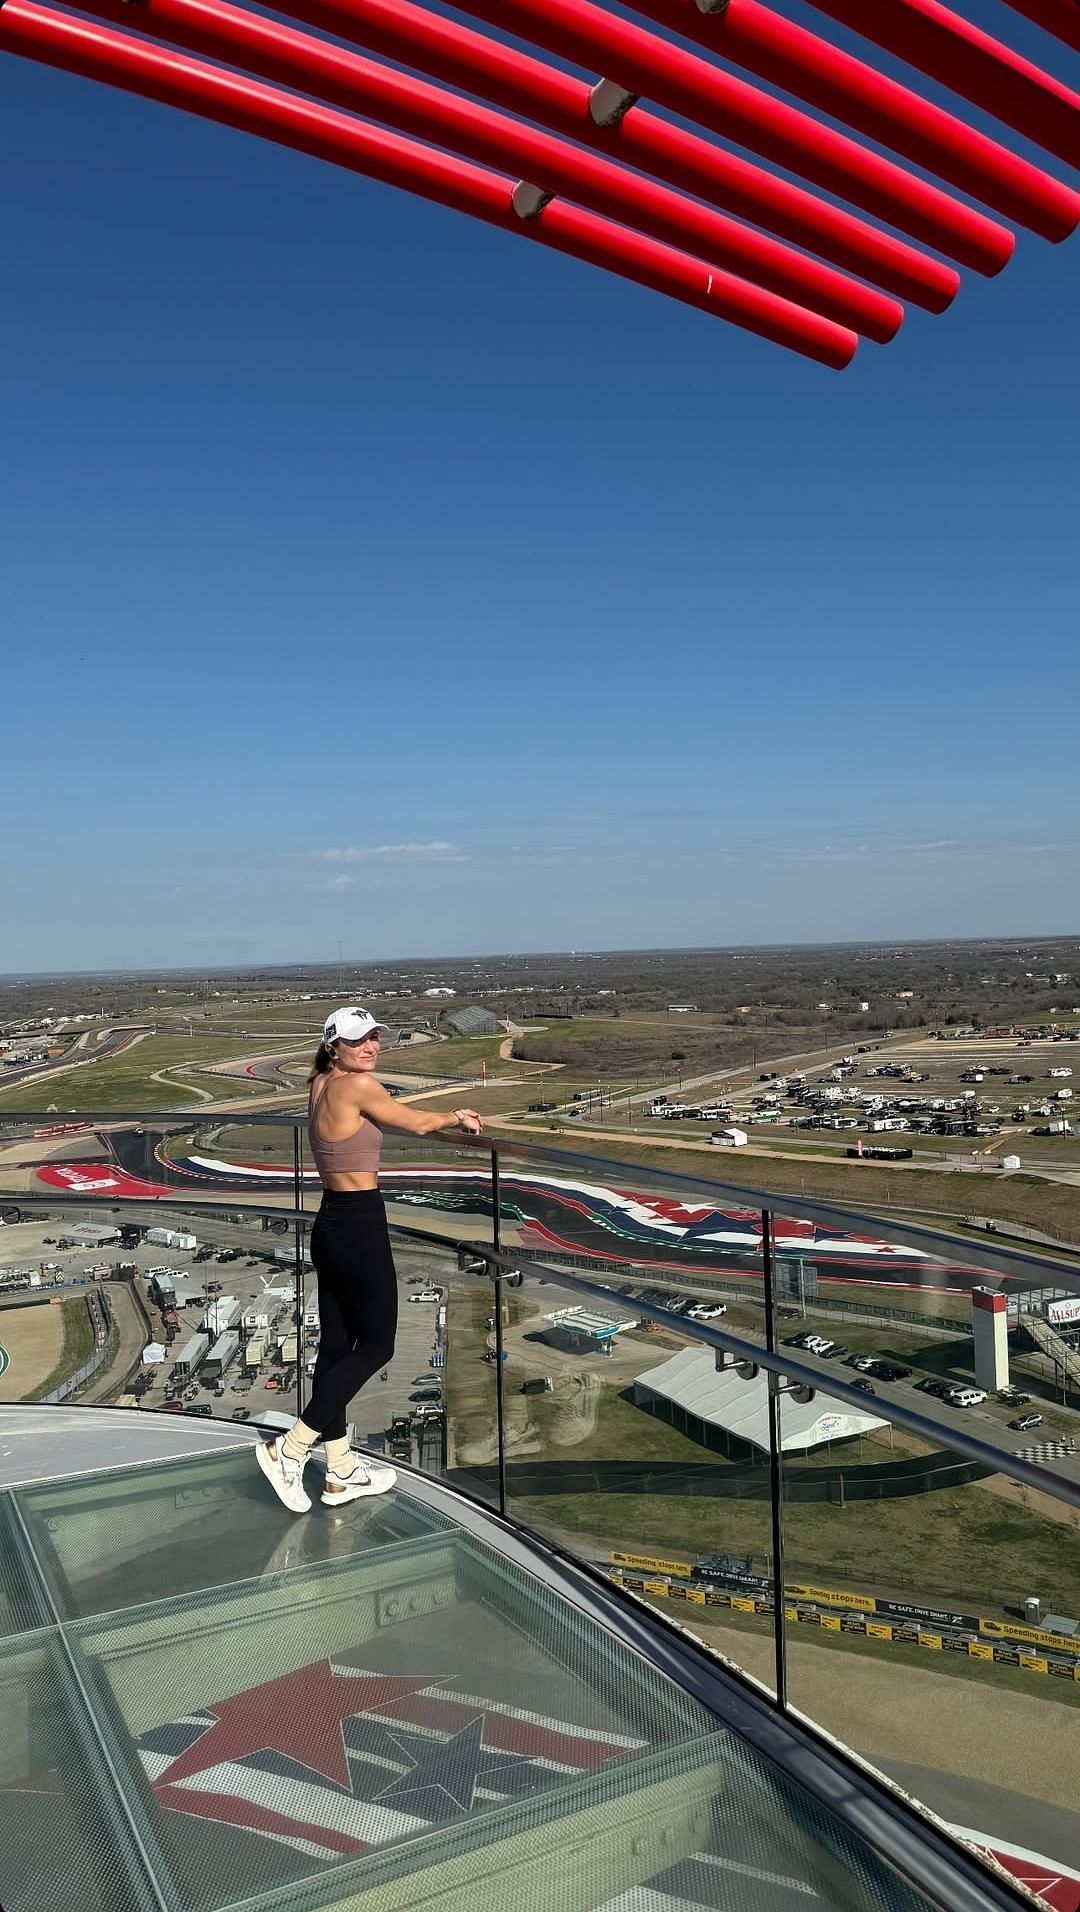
left=256, top=1006, right=482, bottom=1513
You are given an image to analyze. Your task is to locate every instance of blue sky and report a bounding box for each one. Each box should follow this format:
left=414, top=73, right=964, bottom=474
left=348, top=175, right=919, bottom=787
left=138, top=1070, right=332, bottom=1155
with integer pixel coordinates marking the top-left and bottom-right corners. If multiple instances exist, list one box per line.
left=1, top=2, right=1077, bottom=971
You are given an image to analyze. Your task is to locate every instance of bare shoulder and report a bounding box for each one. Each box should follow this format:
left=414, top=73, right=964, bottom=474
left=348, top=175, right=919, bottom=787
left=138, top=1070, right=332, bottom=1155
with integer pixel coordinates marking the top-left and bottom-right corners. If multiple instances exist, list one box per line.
left=351, top=1073, right=398, bottom=1120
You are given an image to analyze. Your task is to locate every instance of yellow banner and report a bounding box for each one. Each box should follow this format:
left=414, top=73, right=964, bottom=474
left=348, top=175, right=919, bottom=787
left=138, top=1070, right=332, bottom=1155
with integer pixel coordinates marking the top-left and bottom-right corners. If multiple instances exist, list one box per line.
left=643, top=1578, right=668, bottom=1596
left=686, top=1588, right=705, bottom=1606
left=866, top=1623, right=894, bottom=1641
left=610, top=1551, right=691, bottom=1579
left=790, top=1583, right=877, bottom=1613
left=967, top=1643, right=995, bottom=1660
left=1019, top=1654, right=1048, bottom=1674
left=731, top=1597, right=756, bottom=1613
left=979, top=1618, right=1080, bottom=1656
left=919, top=1634, right=942, bottom=1650
left=820, top=1615, right=841, bottom=1632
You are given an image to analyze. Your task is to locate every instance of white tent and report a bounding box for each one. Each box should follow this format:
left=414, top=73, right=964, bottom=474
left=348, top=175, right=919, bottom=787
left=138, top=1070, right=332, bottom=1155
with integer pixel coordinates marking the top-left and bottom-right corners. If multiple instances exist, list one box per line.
left=142, top=1342, right=166, bottom=1365
left=634, top=1346, right=885, bottom=1456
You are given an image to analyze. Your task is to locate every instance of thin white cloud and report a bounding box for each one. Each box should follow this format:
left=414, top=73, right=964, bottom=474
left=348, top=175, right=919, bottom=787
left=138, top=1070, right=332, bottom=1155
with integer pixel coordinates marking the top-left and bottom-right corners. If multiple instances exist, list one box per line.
left=302, top=841, right=462, bottom=863
left=326, top=874, right=355, bottom=891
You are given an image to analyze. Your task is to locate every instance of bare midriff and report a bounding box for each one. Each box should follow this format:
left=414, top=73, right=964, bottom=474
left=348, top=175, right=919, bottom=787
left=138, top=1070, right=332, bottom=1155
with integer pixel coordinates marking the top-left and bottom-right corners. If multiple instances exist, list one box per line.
left=308, top=1077, right=382, bottom=1191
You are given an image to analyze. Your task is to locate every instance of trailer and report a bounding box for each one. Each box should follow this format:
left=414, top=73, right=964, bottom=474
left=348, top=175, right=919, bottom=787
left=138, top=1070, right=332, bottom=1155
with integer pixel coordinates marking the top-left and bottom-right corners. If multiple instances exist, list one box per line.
left=145, top=1227, right=197, bottom=1251
left=244, top=1334, right=267, bottom=1372
left=172, top=1332, right=210, bottom=1382
left=202, top=1331, right=240, bottom=1384
left=204, top=1296, right=241, bottom=1336
left=279, top=1334, right=299, bottom=1367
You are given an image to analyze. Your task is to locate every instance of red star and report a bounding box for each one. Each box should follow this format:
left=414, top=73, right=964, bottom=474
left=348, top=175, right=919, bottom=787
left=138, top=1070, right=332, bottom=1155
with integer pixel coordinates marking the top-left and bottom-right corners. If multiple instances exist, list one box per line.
left=161, top=1663, right=436, bottom=1790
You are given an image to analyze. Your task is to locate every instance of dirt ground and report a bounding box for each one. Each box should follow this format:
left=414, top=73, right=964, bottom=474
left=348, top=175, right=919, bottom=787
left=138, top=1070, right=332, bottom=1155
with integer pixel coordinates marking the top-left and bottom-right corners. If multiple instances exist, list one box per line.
left=0, top=1301, right=66, bottom=1400
left=696, top=1621, right=1080, bottom=1817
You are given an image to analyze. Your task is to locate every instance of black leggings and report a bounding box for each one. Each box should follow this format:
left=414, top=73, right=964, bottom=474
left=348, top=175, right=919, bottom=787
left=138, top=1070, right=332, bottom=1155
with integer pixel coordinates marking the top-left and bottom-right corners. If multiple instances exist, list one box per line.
left=303, top=1189, right=398, bottom=1441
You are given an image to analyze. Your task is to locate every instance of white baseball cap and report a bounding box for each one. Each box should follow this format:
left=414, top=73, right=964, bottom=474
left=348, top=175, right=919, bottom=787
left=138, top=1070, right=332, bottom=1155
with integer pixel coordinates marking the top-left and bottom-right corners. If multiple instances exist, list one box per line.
left=323, top=1007, right=387, bottom=1044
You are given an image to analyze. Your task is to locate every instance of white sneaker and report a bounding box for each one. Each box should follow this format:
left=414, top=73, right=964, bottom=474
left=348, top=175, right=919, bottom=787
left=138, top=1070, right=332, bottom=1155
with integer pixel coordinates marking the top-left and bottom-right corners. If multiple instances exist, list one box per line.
left=256, top=1438, right=312, bottom=1514
left=320, top=1457, right=396, bottom=1505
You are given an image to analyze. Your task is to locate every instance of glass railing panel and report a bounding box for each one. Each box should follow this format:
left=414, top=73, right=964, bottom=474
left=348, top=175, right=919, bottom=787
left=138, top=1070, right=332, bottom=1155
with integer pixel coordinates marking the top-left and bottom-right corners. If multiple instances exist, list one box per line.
left=498, top=1267, right=780, bottom=1697
left=776, top=1372, right=1080, bottom=1895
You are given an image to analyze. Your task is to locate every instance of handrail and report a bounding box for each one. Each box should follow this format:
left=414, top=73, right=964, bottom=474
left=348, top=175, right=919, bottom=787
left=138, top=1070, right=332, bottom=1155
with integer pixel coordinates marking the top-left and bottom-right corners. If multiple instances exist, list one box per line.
left=9, top=1160, right=1074, bottom=1510
left=448, top=1233, right=1080, bottom=1513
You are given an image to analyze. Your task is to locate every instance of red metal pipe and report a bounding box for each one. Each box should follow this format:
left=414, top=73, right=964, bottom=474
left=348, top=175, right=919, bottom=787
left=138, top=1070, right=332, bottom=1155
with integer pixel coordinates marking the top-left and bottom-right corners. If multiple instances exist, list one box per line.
left=450, top=0, right=1016, bottom=271
left=999, top=0, right=1080, bottom=57
left=801, top=0, right=1079, bottom=168
left=60, top=0, right=904, bottom=340
left=0, top=1, right=858, bottom=368
left=630, top=0, right=1080, bottom=221
left=259, top=0, right=958, bottom=311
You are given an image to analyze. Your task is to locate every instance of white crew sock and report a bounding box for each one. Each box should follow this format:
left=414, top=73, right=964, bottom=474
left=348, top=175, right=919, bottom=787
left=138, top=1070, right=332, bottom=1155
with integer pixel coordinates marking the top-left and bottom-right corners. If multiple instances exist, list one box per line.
left=280, top=1419, right=319, bottom=1465
left=324, top=1435, right=354, bottom=1477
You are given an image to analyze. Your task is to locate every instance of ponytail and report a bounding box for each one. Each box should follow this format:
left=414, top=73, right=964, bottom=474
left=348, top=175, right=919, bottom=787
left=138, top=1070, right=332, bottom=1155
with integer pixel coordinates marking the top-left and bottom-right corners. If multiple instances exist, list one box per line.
left=308, top=1041, right=335, bottom=1082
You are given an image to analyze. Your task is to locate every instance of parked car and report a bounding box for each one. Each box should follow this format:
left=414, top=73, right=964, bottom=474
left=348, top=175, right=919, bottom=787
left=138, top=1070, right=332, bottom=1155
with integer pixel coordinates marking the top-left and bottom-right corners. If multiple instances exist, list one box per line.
left=231, top=1407, right=251, bottom=1421
left=998, top=1389, right=1030, bottom=1405
left=161, top=1399, right=185, bottom=1413
left=408, top=1290, right=442, bottom=1304
left=916, top=1377, right=950, bottom=1396
left=870, top=1363, right=911, bottom=1382
left=1009, top=1413, right=1043, bottom=1431
left=850, top=1379, right=875, bottom=1394
left=687, top=1303, right=727, bottom=1321
left=945, top=1388, right=987, bottom=1407
left=186, top=1403, right=213, bottom=1416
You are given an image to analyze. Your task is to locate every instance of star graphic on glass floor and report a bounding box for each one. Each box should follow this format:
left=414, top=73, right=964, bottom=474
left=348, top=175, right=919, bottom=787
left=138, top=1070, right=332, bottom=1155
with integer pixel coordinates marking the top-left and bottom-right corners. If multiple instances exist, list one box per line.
left=376, top=1716, right=523, bottom=1820
left=160, top=1664, right=438, bottom=1790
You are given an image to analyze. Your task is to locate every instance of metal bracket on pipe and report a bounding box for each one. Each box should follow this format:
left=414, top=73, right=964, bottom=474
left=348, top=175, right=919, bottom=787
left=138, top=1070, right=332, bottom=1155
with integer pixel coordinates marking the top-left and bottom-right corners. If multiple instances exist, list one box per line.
left=769, top=1372, right=816, bottom=1406
left=695, top=0, right=730, bottom=13
left=715, top=1348, right=761, bottom=1381
left=457, top=1243, right=494, bottom=1276
left=456, top=1241, right=523, bottom=1286
left=588, top=79, right=639, bottom=128
left=512, top=181, right=554, bottom=219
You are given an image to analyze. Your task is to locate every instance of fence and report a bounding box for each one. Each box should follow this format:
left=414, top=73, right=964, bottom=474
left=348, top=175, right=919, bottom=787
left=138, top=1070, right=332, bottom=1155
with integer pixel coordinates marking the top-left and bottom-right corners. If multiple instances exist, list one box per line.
left=43, top=1290, right=116, bottom=1404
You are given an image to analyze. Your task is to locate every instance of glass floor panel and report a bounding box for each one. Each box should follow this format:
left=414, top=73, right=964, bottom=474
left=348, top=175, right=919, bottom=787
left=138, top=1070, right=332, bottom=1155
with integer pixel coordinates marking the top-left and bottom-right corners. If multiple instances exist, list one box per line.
left=0, top=1447, right=954, bottom=1912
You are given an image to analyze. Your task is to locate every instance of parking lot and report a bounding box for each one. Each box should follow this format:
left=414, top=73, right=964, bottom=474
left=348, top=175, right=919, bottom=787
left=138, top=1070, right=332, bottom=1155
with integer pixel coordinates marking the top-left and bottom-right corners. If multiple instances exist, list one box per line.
left=0, top=1211, right=456, bottom=1458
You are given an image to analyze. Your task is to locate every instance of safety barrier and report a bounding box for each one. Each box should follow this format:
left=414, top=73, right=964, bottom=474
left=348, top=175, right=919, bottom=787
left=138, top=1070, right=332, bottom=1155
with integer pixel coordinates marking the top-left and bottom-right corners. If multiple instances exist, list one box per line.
left=608, top=1557, right=1080, bottom=1684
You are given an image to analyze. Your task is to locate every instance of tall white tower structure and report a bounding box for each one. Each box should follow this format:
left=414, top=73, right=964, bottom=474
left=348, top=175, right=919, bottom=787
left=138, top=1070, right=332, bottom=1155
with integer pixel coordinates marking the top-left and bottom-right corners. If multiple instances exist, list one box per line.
left=971, top=1287, right=1009, bottom=1393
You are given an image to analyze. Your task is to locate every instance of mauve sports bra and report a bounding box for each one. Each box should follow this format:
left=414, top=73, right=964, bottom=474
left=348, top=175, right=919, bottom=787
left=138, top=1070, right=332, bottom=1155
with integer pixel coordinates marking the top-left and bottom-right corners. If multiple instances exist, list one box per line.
left=308, top=1077, right=383, bottom=1178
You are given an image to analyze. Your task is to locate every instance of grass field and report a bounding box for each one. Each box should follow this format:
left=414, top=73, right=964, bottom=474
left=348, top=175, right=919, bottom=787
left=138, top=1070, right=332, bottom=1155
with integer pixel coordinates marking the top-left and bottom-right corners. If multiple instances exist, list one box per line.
left=0, top=1297, right=92, bottom=1402
left=443, top=1282, right=1080, bottom=1620
left=514, top=1459, right=1080, bottom=1617
left=0, top=1035, right=300, bottom=1113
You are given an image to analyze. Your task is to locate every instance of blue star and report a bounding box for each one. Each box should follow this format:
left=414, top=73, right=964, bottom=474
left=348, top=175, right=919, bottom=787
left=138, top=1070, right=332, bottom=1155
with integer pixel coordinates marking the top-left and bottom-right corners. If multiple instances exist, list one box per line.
left=375, top=1716, right=525, bottom=1821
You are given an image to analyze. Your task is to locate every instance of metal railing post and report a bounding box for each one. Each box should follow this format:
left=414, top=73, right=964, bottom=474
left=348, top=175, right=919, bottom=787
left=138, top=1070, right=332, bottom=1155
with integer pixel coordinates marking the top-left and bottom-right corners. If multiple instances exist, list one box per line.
left=491, top=1146, right=508, bottom=1517
left=762, top=1207, right=789, bottom=1710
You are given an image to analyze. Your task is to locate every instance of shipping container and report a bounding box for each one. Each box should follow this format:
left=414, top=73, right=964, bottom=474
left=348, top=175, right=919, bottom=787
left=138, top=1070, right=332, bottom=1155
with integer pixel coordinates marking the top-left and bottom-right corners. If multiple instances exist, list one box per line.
left=202, top=1331, right=240, bottom=1384
left=172, top=1333, right=210, bottom=1381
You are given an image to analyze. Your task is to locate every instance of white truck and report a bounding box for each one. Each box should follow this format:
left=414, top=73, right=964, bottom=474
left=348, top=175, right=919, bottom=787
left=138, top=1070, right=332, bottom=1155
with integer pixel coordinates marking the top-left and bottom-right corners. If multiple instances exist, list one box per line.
left=146, top=1227, right=197, bottom=1251
left=204, top=1295, right=241, bottom=1335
